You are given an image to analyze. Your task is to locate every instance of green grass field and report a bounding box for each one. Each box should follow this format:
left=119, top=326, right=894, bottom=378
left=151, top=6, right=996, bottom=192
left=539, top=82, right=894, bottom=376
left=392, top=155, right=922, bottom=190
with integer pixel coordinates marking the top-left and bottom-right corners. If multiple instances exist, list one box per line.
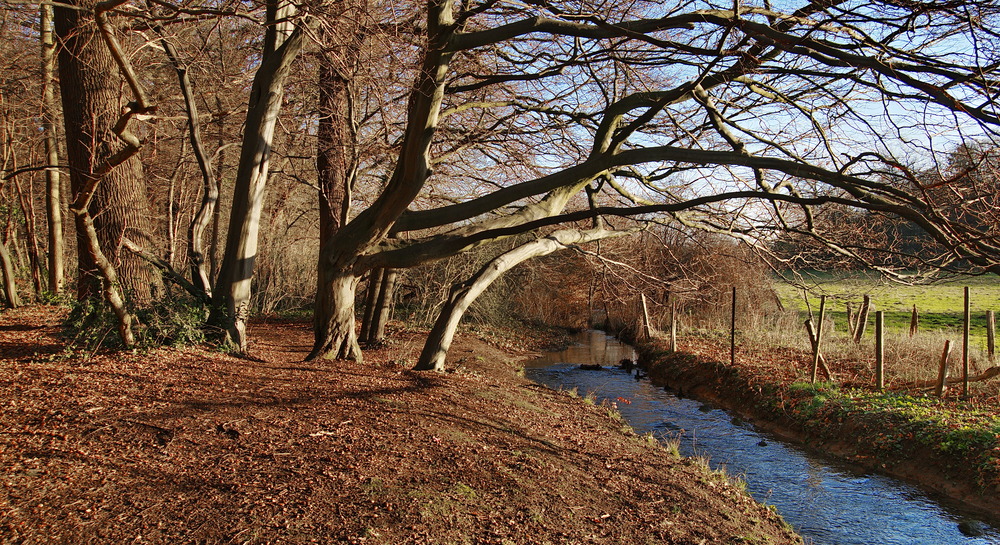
left=774, top=272, right=1000, bottom=349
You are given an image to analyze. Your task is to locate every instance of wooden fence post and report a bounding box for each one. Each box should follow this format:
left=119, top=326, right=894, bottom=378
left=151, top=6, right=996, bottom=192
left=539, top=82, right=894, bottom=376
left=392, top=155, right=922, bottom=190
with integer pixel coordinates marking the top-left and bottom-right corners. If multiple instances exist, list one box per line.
left=909, top=304, right=918, bottom=337
left=875, top=310, right=884, bottom=390
left=810, top=295, right=827, bottom=383
left=963, top=286, right=970, bottom=397
left=936, top=339, right=952, bottom=398
left=987, top=310, right=996, bottom=363
left=730, top=286, right=737, bottom=367
left=853, top=295, right=871, bottom=343
left=670, top=299, right=678, bottom=352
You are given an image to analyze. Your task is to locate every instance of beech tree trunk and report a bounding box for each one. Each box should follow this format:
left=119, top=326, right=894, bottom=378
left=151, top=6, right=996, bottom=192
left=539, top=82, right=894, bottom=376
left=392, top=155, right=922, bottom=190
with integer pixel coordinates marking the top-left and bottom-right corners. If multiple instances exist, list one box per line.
left=55, top=0, right=160, bottom=304
left=0, top=239, right=19, bottom=308
left=308, top=0, right=456, bottom=361
left=359, top=268, right=383, bottom=342
left=366, top=268, right=397, bottom=344
left=41, top=2, right=64, bottom=296
left=158, top=34, right=216, bottom=300
left=309, top=271, right=362, bottom=361
left=214, top=2, right=304, bottom=351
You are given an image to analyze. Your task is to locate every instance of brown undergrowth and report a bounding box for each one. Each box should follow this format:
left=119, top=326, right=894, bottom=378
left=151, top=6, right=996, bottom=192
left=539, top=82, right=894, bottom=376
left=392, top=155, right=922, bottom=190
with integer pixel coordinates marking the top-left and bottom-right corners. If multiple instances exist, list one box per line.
left=0, top=306, right=800, bottom=545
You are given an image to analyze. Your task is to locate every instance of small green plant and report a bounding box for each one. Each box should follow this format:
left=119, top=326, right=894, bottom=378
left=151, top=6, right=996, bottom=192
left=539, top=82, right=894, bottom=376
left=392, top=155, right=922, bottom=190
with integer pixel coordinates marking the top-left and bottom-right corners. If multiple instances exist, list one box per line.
left=660, top=434, right=682, bottom=457
left=452, top=482, right=477, bottom=499
left=136, top=295, right=208, bottom=347
left=63, top=294, right=209, bottom=351
left=37, top=290, right=73, bottom=307
left=583, top=390, right=597, bottom=405
left=63, top=298, right=119, bottom=350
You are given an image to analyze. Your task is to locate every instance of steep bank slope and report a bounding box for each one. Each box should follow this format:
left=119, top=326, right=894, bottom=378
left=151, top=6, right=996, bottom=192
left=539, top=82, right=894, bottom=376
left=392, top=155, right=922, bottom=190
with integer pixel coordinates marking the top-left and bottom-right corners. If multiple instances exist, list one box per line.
left=639, top=338, right=1000, bottom=518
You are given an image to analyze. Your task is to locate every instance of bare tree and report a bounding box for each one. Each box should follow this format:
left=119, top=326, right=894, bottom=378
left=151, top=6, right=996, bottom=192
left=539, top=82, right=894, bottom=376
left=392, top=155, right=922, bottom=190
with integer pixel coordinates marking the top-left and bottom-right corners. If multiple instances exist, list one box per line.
left=304, top=0, right=1000, bottom=362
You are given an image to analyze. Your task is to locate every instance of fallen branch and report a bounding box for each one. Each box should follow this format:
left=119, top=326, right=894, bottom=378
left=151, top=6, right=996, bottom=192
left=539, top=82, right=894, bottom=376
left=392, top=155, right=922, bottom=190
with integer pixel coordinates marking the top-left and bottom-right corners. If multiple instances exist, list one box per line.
left=121, top=238, right=207, bottom=302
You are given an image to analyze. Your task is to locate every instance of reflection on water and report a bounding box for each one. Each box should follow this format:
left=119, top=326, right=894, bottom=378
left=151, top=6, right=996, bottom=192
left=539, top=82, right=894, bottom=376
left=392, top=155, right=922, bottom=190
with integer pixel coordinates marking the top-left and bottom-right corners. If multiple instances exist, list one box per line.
left=524, top=330, right=1000, bottom=545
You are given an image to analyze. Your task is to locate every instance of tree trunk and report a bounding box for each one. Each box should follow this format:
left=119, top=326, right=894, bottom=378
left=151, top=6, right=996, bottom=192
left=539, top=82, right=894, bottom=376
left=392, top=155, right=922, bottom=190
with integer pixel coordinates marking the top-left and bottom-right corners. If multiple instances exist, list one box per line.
left=416, top=228, right=626, bottom=371
left=311, top=17, right=361, bottom=359
left=367, top=268, right=397, bottom=343
left=41, top=2, right=64, bottom=296
left=214, top=2, right=304, bottom=351
left=210, top=99, right=226, bottom=283
left=308, top=270, right=362, bottom=361
left=359, top=268, right=383, bottom=342
left=309, top=0, right=457, bottom=361
left=158, top=34, right=216, bottom=300
left=55, top=0, right=161, bottom=304
left=0, top=238, right=19, bottom=308
left=73, top=205, right=136, bottom=346
left=11, top=173, right=44, bottom=297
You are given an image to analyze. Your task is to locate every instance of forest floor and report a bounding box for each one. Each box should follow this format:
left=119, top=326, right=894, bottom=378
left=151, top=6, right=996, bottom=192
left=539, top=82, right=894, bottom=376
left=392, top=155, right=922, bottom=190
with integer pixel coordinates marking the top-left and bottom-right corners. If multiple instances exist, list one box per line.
left=0, top=306, right=801, bottom=545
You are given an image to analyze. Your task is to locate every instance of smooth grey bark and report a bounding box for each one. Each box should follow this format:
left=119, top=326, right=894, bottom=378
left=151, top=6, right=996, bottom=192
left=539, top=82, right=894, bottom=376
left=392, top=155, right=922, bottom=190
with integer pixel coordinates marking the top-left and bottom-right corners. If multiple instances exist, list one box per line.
left=158, top=33, right=217, bottom=300
left=415, top=228, right=629, bottom=371
left=215, top=2, right=304, bottom=351
left=41, top=2, right=63, bottom=296
left=359, top=268, right=383, bottom=343
left=366, top=268, right=397, bottom=344
left=0, top=238, right=19, bottom=308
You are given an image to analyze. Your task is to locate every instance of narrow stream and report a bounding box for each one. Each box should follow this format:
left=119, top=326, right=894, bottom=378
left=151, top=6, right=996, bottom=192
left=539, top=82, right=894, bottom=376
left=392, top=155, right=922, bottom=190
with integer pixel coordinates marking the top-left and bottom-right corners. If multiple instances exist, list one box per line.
left=524, top=330, right=1000, bottom=545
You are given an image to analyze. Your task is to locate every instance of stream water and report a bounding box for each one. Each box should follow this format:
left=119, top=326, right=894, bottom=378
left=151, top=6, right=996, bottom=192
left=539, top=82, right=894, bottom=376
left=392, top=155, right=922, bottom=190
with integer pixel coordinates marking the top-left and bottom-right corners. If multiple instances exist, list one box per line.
left=523, top=330, right=1000, bottom=545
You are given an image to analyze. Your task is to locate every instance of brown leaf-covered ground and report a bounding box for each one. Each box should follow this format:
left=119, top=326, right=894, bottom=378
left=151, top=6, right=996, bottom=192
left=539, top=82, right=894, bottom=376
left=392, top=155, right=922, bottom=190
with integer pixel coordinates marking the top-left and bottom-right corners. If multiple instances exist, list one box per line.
left=0, top=306, right=801, bottom=544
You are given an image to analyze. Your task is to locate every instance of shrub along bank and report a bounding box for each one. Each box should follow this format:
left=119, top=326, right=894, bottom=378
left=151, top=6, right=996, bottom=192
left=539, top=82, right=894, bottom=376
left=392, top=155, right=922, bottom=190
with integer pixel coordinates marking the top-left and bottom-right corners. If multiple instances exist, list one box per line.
left=637, top=339, right=1000, bottom=516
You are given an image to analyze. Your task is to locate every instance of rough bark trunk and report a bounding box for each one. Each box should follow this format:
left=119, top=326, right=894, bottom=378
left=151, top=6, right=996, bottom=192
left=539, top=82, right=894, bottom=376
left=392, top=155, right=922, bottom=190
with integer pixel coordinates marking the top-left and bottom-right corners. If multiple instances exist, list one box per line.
left=310, top=8, right=363, bottom=359
left=415, top=228, right=626, bottom=371
left=74, top=205, right=136, bottom=346
left=55, top=0, right=161, bottom=304
left=41, top=2, right=64, bottom=296
left=214, top=3, right=304, bottom=351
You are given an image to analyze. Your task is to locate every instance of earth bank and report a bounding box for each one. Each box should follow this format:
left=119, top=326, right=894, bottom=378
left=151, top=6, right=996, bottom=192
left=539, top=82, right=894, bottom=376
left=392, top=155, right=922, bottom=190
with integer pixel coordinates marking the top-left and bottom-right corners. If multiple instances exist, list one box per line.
left=0, top=306, right=801, bottom=544
left=637, top=336, right=1000, bottom=519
